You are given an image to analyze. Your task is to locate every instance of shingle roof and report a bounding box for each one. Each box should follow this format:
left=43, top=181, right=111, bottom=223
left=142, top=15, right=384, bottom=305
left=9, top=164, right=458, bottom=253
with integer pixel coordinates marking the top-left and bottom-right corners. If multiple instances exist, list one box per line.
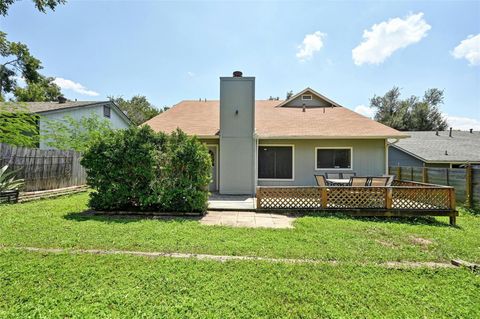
left=0, top=101, right=106, bottom=113
left=144, top=100, right=407, bottom=139
left=392, top=131, right=480, bottom=162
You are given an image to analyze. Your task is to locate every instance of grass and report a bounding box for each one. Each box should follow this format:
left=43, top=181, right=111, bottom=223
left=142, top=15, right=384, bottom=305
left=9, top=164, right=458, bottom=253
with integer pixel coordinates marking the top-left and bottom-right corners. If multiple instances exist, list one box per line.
left=0, top=192, right=479, bottom=263
left=1, top=194, right=479, bottom=317
left=1, top=250, right=479, bottom=318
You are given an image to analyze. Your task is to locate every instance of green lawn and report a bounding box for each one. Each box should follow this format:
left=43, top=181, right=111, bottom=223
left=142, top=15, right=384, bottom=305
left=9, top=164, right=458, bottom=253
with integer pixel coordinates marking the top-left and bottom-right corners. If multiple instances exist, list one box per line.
left=1, top=250, right=479, bottom=318
left=1, top=193, right=479, bottom=318
left=0, top=192, right=479, bottom=263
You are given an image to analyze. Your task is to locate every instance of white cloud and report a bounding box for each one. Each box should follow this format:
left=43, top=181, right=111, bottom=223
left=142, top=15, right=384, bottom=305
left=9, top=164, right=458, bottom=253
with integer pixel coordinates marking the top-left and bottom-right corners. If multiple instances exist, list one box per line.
left=352, top=12, right=431, bottom=65
left=452, top=34, right=480, bottom=66
left=296, top=31, right=327, bottom=62
left=445, top=114, right=480, bottom=130
left=354, top=104, right=375, bottom=118
left=187, top=71, right=195, bottom=77
left=53, top=77, right=99, bottom=96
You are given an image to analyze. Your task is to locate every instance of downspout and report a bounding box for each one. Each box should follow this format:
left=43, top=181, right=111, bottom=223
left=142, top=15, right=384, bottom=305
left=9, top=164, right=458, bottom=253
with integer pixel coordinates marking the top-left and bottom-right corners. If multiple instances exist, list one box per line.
left=253, top=131, right=259, bottom=196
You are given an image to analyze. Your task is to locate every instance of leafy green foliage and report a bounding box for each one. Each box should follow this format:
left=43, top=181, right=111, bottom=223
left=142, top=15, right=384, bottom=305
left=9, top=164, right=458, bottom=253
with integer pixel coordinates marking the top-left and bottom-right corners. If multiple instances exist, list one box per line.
left=42, top=114, right=114, bottom=152
left=81, top=126, right=211, bottom=212
left=109, top=95, right=161, bottom=125
left=0, top=102, right=39, bottom=147
left=0, top=31, right=43, bottom=100
left=0, top=0, right=65, bottom=16
left=14, top=75, right=61, bottom=102
left=370, top=87, right=448, bottom=131
left=0, top=164, right=24, bottom=191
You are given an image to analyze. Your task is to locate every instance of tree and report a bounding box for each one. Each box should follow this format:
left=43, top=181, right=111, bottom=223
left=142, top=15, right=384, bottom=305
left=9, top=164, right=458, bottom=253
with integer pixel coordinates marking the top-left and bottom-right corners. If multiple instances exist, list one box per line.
left=14, top=75, right=61, bottom=101
left=42, top=114, right=114, bottom=152
left=369, top=87, right=448, bottom=131
left=0, top=0, right=65, bottom=101
left=268, top=96, right=280, bottom=101
left=286, top=90, right=293, bottom=100
left=0, top=31, right=42, bottom=100
left=0, top=102, right=39, bottom=147
left=109, top=95, right=161, bottom=125
left=0, top=0, right=65, bottom=16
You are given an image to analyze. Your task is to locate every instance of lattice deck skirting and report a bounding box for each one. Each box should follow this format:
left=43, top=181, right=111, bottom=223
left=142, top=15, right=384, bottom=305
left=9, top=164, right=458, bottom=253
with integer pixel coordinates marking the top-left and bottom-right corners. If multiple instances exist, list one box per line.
left=256, top=180, right=458, bottom=225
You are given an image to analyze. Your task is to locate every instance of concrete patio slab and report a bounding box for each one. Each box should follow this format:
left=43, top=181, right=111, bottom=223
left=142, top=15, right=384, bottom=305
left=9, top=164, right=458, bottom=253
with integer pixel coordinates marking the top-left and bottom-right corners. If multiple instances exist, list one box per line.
left=200, top=211, right=294, bottom=229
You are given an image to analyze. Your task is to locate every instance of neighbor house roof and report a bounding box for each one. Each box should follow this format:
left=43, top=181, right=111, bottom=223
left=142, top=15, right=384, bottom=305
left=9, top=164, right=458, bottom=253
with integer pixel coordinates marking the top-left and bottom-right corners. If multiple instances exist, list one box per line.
left=1, top=100, right=107, bottom=113
left=391, top=130, right=480, bottom=163
left=144, top=99, right=408, bottom=139
left=0, top=100, right=132, bottom=124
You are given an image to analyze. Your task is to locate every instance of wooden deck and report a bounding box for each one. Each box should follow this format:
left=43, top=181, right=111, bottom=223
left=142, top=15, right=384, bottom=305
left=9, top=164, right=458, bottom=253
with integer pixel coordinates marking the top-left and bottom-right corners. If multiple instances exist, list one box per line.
left=256, top=180, right=458, bottom=225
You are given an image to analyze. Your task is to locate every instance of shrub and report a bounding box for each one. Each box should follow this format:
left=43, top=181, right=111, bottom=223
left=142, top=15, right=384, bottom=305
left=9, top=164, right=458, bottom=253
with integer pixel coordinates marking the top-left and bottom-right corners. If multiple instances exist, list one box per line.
left=81, top=126, right=211, bottom=212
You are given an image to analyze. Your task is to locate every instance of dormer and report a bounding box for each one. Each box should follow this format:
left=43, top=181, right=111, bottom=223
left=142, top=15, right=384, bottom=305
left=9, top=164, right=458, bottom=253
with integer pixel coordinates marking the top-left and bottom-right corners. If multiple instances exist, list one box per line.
left=277, top=88, right=343, bottom=108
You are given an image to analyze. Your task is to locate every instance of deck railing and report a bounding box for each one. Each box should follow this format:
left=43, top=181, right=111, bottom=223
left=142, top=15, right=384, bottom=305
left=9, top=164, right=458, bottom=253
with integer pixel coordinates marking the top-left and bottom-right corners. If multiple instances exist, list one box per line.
left=256, top=180, right=457, bottom=224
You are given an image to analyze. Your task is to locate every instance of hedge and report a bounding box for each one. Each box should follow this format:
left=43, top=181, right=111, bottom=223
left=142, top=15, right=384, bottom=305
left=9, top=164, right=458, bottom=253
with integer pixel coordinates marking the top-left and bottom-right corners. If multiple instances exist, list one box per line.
left=81, top=126, right=211, bottom=212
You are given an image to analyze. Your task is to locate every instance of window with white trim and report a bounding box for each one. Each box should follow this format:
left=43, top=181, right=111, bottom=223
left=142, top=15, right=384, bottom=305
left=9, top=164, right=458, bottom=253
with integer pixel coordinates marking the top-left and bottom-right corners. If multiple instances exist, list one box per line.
left=258, top=146, right=293, bottom=179
left=316, top=148, right=351, bottom=169
left=301, top=94, right=312, bottom=100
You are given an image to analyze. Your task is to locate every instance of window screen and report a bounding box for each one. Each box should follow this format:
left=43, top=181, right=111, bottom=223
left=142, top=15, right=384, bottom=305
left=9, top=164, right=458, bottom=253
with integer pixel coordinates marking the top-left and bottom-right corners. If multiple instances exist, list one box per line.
left=316, top=148, right=351, bottom=169
left=258, top=146, right=293, bottom=179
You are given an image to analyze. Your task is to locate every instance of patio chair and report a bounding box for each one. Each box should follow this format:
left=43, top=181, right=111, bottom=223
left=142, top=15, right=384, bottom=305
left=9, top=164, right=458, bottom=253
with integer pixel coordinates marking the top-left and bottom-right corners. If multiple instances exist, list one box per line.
left=369, top=176, right=390, bottom=186
left=349, top=177, right=369, bottom=186
left=383, top=175, right=395, bottom=186
left=325, top=172, right=342, bottom=179
left=342, top=172, right=356, bottom=179
left=314, top=175, right=328, bottom=187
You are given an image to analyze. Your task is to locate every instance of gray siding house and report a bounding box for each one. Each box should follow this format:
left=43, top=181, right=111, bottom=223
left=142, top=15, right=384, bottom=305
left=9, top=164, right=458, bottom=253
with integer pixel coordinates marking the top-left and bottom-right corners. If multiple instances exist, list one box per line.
left=3, top=100, right=131, bottom=149
left=145, top=72, right=407, bottom=195
left=389, top=130, right=480, bottom=168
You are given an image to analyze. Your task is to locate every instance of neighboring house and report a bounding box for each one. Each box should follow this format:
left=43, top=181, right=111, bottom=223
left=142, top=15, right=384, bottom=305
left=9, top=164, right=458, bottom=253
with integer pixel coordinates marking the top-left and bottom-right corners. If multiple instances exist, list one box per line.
left=144, top=71, right=407, bottom=194
left=2, top=99, right=131, bottom=149
left=389, top=130, right=480, bottom=168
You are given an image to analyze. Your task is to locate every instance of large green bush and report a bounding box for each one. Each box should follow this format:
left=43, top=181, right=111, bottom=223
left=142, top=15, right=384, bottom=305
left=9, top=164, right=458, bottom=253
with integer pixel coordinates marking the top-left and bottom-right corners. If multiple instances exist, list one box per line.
left=81, top=126, right=211, bottom=212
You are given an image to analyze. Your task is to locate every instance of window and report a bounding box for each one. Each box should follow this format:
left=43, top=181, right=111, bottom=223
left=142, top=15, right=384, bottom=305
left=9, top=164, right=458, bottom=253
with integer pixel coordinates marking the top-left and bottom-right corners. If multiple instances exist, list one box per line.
left=258, top=146, right=293, bottom=179
left=103, top=105, right=111, bottom=118
left=316, top=148, right=352, bottom=170
left=301, top=94, right=312, bottom=100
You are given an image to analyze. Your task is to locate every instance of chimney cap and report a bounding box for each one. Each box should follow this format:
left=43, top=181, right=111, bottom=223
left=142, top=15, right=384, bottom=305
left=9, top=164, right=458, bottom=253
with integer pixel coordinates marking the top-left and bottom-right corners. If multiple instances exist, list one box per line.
left=233, top=71, right=243, bottom=77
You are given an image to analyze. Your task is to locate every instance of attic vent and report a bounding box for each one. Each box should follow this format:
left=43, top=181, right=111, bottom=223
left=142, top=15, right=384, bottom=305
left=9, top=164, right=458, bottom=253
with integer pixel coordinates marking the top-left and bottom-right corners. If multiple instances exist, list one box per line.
left=301, top=94, right=312, bottom=101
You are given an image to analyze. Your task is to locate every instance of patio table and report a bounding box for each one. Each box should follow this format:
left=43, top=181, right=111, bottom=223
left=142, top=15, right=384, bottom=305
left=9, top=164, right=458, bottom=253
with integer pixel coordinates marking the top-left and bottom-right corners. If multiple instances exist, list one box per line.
left=326, top=178, right=350, bottom=186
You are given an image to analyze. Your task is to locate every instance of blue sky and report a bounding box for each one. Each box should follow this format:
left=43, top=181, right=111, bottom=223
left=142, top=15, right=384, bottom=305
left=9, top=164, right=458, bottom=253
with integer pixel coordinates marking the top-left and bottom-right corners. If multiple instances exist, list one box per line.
left=2, top=0, right=480, bottom=128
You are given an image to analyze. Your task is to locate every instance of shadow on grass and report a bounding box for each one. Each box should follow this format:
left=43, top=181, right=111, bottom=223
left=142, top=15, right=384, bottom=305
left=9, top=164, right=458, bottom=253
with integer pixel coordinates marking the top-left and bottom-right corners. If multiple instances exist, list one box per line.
left=64, top=210, right=202, bottom=224
left=307, top=213, right=458, bottom=228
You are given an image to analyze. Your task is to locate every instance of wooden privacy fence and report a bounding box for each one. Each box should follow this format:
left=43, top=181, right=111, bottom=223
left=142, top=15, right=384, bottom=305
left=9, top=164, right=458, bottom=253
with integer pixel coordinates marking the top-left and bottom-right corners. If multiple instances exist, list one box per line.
left=0, top=143, right=86, bottom=192
left=256, top=180, right=457, bottom=225
left=389, top=165, right=479, bottom=209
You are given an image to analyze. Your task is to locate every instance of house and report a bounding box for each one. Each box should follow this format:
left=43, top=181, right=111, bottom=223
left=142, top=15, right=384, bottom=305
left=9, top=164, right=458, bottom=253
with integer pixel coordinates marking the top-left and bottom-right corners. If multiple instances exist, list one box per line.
left=1, top=99, right=131, bottom=149
left=389, top=129, right=480, bottom=168
left=144, top=71, right=408, bottom=194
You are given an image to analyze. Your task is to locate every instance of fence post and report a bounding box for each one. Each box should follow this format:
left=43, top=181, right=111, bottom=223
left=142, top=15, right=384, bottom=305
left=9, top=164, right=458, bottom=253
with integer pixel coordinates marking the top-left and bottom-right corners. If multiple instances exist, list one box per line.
left=321, top=187, right=328, bottom=208
left=465, top=164, right=473, bottom=208
left=256, top=188, right=261, bottom=209
left=385, top=188, right=393, bottom=209
left=449, top=188, right=457, bottom=226
left=396, top=166, right=401, bottom=180
left=422, top=167, right=428, bottom=183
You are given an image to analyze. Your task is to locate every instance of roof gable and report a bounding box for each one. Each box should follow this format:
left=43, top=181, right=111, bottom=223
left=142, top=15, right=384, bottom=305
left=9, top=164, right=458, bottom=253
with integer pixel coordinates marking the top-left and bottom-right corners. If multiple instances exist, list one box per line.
left=277, top=88, right=343, bottom=108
